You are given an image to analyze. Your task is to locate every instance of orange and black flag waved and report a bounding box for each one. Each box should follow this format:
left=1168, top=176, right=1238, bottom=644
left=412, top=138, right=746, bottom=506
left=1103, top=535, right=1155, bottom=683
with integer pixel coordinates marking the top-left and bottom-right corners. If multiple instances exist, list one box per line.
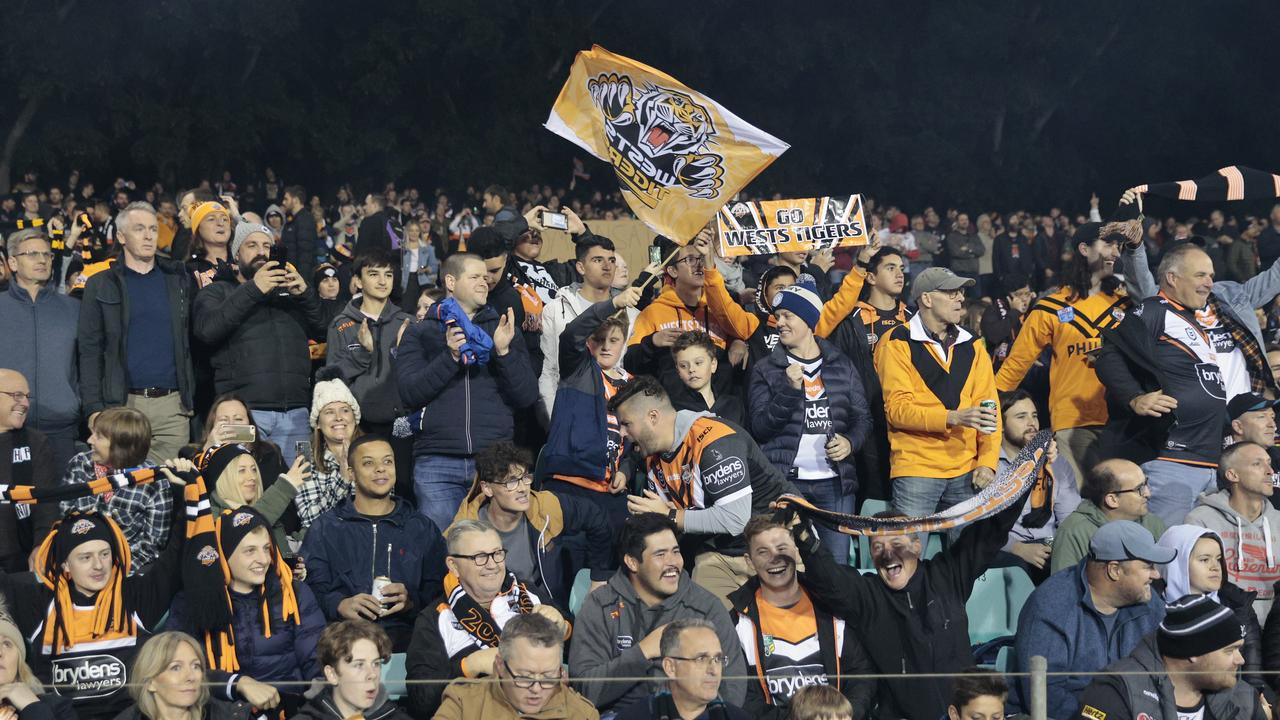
left=545, top=45, right=789, bottom=244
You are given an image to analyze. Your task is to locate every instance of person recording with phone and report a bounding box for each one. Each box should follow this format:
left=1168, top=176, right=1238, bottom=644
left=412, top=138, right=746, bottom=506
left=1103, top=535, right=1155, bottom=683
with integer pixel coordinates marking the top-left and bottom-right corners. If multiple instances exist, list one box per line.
left=194, top=223, right=325, bottom=467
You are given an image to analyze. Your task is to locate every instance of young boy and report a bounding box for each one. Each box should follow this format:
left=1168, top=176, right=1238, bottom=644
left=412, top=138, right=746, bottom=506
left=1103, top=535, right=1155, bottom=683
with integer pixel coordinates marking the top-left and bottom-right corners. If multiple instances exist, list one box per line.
left=669, top=331, right=745, bottom=426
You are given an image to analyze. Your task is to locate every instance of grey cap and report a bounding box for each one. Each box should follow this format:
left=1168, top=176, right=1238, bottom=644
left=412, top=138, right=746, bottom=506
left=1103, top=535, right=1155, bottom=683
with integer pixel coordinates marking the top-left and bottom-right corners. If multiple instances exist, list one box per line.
left=910, top=266, right=976, bottom=303
left=1089, top=520, right=1177, bottom=564
left=231, top=222, right=273, bottom=261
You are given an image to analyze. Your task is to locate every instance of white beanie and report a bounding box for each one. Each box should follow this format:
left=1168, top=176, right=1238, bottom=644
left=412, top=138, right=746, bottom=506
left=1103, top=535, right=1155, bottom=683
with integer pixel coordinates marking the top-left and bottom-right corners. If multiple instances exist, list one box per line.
left=310, top=379, right=362, bottom=428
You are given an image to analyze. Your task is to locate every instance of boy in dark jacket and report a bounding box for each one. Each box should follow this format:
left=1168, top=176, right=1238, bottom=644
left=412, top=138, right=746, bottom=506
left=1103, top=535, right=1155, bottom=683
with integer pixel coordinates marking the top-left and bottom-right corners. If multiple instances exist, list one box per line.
left=294, top=619, right=412, bottom=720
left=395, top=252, right=537, bottom=532
left=193, top=222, right=325, bottom=466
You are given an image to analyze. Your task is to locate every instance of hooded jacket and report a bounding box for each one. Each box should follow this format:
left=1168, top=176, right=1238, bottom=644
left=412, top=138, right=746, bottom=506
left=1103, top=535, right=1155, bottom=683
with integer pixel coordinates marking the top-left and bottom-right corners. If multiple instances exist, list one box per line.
left=395, top=303, right=538, bottom=457
left=1076, top=634, right=1262, bottom=720
left=291, top=684, right=411, bottom=720
left=727, top=576, right=873, bottom=720
left=167, top=580, right=324, bottom=688
left=299, top=497, right=445, bottom=650
left=193, top=273, right=325, bottom=411
left=792, top=488, right=1027, bottom=720
left=0, top=282, right=80, bottom=434
left=1049, top=500, right=1167, bottom=574
left=747, top=339, right=871, bottom=495
left=325, top=298, right=411, bottom=424
left=623, top=280, right=746, bottom=382
left=452, top=488, right=614, bottom=609
left=1010, top=561, right=1166, bottom=719
left=537, top=283, right=637, bottom=419
left=1185, top=489, right=1280, bottom=621
left=434, top=671, right=600, bottom=720
left=1157, top=524, right=1268, bottom=701
left=567, top=569, right=746, bottom=714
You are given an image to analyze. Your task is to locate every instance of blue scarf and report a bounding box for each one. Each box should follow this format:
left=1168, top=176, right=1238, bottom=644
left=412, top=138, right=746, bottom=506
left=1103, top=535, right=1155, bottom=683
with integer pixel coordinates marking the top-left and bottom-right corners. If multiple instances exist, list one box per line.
left=431, top=297, right=493, bottom=366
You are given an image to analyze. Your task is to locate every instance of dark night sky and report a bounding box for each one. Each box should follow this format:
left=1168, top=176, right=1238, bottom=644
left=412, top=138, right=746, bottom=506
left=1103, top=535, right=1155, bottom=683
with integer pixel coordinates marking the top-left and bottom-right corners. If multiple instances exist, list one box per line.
left=6, top=1, right=1280, bottom=214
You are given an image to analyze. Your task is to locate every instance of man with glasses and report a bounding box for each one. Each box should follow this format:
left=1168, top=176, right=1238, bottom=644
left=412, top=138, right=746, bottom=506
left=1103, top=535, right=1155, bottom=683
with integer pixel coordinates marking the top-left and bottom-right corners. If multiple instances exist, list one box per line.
left=875, top=266, right=1001, bottom=535
left=302, top=434, right=445, bottom=653
left=0, top=370, right=60, bottom=571
left=616, top=618, right=748, bottom=720
left=407, top=519, right=567, bottom=717
left=571, top=513, right=746, bottom=715
left=0, top=229, right=80, bottom=470
left=451, top=441, right=614, bottom=610
left=1012, top=520, right=1171, bottom=718
left=1050, top=458, right=1165, bottom=573
left=997, top=223, right=1127, bottom=490
left=434, top=612, right=598, bottom=720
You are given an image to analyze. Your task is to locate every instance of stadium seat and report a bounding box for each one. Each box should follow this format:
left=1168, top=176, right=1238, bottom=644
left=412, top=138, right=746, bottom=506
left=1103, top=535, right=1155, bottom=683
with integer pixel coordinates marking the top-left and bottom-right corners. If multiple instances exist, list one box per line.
left=966, top=568, right=1011, bottom=645
left=856, top=499, right=890, bottom=569
left=924, top=533, right=943, bottom=559
left=533, top=446, right=548, bottom=488
left=995, top=644, right=1014, bottom=673
left=568, top=568, right=592, bottom=615
left=1005, top=564, right=1035, bottom=628
left=382, top=653, right=407, bottom=699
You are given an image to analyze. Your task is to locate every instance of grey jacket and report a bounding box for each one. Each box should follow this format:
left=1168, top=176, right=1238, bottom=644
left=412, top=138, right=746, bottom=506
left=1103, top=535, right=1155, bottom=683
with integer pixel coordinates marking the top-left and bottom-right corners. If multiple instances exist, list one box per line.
left=1122, top=244, right=1280, bottom=353
left=568, top=569, right=746, bottom=714
left=325, top=299, right=411, bottom=425
left=947, top=229, right=985, bottom=276
left=0, top=283, right=80, bottom=433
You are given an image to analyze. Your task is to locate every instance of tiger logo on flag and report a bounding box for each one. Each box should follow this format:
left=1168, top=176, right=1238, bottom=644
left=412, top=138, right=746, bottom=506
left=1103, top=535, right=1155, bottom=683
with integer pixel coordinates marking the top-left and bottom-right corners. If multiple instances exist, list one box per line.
left=587, top=73, right=725, bottom=207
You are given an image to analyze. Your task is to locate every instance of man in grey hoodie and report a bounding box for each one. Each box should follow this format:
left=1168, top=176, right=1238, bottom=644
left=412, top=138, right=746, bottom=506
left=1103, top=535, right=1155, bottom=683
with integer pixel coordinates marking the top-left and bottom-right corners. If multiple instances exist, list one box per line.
left=1186, top=441, right=1280, bottom=621
left=568, top=513, right=746, bottom=715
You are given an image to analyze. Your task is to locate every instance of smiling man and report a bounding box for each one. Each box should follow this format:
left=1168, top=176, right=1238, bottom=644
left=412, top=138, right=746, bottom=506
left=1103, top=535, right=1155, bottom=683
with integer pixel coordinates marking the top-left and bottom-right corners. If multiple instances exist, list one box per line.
left=729, top=517, right=872, bottom=720
left=0, top=369, right=59, bottom=571
left=301, top=435, right=445, bottom=654
left=570, top=513, right=745, bottom=715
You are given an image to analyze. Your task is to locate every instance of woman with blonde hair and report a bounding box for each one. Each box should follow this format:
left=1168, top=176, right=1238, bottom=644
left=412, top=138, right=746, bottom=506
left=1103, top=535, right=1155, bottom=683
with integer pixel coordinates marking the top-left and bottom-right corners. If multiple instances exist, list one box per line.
left=0, top=602, right=76, bottom=720
left=117, top=632, right=254, bottom=720
left=197, top=444, right=308, bottom=557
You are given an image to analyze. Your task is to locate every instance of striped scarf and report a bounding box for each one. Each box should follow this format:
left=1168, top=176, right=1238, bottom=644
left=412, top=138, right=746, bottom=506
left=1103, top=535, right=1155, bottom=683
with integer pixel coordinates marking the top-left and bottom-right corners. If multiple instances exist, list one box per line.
left=1116, top=166, right=1280, bottom=220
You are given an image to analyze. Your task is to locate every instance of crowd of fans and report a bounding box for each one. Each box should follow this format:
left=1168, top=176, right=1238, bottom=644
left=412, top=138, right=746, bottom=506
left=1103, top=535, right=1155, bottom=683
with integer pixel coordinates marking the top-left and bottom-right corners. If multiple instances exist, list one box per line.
left=5, top=165, right=1280, bottom=720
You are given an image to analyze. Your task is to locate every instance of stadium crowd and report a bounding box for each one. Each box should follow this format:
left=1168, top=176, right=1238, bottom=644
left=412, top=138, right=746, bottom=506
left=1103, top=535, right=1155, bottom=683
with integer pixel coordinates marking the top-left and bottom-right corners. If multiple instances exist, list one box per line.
left=3, top=167, right=1280, bottom=720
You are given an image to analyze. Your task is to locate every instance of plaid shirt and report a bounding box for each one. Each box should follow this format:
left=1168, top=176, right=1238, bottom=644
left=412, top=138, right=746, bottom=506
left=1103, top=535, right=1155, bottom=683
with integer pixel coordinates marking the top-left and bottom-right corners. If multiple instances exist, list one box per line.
left=295, top=448, right=352, bottom=529
left=60, top=451, right=172, bottom=572
left=1207, top=296, right=1273, bottom=395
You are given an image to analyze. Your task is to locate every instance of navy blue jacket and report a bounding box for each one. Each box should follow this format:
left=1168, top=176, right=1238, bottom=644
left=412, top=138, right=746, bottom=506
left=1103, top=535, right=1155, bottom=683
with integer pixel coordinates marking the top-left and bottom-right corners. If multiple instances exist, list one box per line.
left=167, top=580, right=324, bottom=686
left=395, top=304, right=538, bottom=457
left=299, top=498, right=445, bottom=649
left=747, top=338, right=871, bottom=494
left=1011, top=561, right=1166, bottom=719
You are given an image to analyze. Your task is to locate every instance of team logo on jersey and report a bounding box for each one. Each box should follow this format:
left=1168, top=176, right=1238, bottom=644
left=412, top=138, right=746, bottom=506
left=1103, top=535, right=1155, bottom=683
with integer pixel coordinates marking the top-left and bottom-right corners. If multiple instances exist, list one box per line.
left=1112, top=308, right=1125, bottom=322
left=197, top=545, right=218, bottom=567
left=232, top=511, right=254, bottom=527
left=1185, top=327, right=1199, bottom=343
left=70, top=519, right=95, bottom=535
left=1056, top=307, right=1075, bottom=323
left=762, top=634, right=775, bottom=657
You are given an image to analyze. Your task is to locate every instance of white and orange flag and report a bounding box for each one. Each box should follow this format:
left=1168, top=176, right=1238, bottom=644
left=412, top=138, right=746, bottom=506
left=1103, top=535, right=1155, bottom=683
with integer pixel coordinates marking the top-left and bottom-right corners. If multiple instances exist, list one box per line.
left=545, top=45, right=788, bottom=244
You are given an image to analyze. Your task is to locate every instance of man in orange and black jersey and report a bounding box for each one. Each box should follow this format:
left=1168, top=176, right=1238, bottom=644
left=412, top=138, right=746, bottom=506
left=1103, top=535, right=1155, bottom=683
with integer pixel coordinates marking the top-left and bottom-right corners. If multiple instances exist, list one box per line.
left=997, top=223, right=1127, bottom=487
left=729, top=516, right=873, bottom=720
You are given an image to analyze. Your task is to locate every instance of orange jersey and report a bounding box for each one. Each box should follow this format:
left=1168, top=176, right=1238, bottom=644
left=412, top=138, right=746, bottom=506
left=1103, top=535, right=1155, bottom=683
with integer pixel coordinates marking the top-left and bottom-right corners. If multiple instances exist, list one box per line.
left=995, top=288, right=1128, bottom=430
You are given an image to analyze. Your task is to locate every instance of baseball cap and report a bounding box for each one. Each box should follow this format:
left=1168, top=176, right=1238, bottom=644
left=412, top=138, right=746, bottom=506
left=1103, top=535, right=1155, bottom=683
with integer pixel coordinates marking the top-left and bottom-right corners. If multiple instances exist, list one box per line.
left=1089, top=520, right=1177, bottom=564
left=910, top=267, right=975, bottom=303
left=1226, top=392, right=1279, bottom=421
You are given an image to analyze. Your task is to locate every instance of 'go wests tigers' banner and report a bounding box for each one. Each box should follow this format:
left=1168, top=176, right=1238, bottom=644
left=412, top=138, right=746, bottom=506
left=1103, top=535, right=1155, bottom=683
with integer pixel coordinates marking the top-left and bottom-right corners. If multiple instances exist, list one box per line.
left=545, top=45, right=789, bottom=245
left=717, top=195, right=868, bottom=258
left=779, top=431, right=1052, bottom=537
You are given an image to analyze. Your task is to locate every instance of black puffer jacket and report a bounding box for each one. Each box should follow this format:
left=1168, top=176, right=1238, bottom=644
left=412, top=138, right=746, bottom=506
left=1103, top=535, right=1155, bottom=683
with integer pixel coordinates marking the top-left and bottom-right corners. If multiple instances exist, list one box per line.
left=193, top=275, right=325, bottom=410
left=111, top=698, right=255, bottom=720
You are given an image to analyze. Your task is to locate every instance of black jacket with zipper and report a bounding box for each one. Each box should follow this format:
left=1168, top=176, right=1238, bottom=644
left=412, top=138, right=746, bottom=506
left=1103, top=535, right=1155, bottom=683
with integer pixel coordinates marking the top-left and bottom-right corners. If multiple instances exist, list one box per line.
left=193, top=274, right=325, bottom=411
left=78, top=258, right=196, bottom=416
left=325, top=299, right=411, bottom=424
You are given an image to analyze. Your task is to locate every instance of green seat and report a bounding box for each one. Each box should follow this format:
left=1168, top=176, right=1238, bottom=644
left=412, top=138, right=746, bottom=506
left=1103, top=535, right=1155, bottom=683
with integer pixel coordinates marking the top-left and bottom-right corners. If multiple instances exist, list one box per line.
left=381, top=653, right=407, bottom=700
left=995, top=644, right=1014, bottom=673
left=568, top=568, right=592, bottom=616
left=966, top=568, right=1011, bottom=645
left=856, top=500, right=890, bottom=569
left=1005, top=564, right=1036, bottom=629
left=924, top=533, right=943, bottom=559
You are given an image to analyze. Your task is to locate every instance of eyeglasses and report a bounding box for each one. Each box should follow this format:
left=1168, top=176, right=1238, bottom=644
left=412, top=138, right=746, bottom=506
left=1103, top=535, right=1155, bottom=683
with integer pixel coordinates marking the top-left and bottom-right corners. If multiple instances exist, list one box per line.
left=0, top=391, right=30, bottom=403
left=13, top=251, right=52, bottom=260
left=449, top=549, right=508, bottom=566
left=929, top=288, right=965, bottom=300
left=675, top=256, right=706, bottom=268
left=507, top=670, right=563, bottom=689
left=666, top=654, right=731, bottom=668
left=490, top=473, right=534, bottom=491
left=1110, top=481, right=1150, bottom=496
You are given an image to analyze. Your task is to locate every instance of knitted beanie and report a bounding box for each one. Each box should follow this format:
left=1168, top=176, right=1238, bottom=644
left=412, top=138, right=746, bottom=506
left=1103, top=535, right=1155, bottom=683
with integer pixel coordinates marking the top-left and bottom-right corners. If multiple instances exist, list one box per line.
left=198, top=443, right=254, bottom=489
left=190, top=202, right=228, bottom=237
left=771, top=282, right=823, bottom=331
left=310, top=378, right=362, bottom=428
left=1158, top=594, right=1245, bottom=659
left=231, top=222, right=273, bottom=262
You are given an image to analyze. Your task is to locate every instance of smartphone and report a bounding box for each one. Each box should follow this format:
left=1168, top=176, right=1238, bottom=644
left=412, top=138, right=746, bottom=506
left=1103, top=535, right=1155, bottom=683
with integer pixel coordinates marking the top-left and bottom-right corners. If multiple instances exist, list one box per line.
left=648, top=245, right=663, bottom=265
left=269, top=243, right=288, bottom=264
left=226, top=424, right=256, bottom=444
left=541, top=211, right=568, bottom=231
left=294, top=440, right=313, bottom=465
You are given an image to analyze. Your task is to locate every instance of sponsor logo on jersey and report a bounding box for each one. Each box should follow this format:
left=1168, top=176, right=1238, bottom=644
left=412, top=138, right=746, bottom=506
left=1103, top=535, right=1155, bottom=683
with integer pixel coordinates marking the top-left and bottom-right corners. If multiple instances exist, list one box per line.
left=52, top=655, right=127, bottom=698
left=1195, top=362, right=1226, bottom=400
left=1057, top=307, right=1075, bottom=323
left=616, top=635, right=633, bottom=650
left=764, top=664, right=829, bottom=698
left=1081, top=705, right=1106, bottom=720
left=703, top=456, right=745, bottom=491
left=12, top=447, right=30, bottom=463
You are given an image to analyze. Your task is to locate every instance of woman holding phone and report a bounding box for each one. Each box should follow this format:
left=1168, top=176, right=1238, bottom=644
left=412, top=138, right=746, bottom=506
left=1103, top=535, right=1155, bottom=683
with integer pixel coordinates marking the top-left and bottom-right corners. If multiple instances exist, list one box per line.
left=198, top=443, right=309, bottom=558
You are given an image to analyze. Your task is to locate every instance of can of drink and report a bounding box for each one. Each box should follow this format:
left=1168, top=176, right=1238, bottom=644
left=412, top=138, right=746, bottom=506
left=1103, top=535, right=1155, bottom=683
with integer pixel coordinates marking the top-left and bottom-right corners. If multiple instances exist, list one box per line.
left=372, top=576, right=392, bottom=605
left=979, top=399, right=998, bottom=435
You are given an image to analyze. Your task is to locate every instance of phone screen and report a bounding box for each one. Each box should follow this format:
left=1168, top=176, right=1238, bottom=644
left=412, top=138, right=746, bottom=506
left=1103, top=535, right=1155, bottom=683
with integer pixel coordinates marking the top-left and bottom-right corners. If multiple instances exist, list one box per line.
left=294, top=441, right=313, bottom=464
left=648, top=246, right=663, bottom=265
left=542, top=211, right=568, bottom=230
